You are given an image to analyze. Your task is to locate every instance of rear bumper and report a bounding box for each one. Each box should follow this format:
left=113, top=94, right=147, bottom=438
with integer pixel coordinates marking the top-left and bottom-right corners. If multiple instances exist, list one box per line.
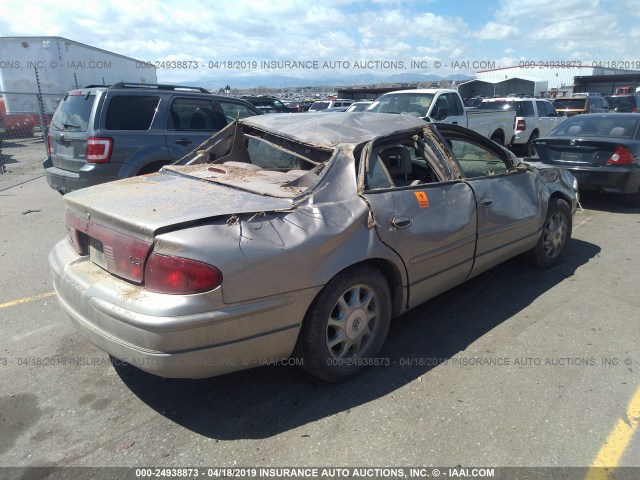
left=511, top=131, right=529, bottom=145
left=564, top=166, right=640, bottom=194
left=49, top=238, right=317, bottom=378
left=43, top=157, right=122, bottom=194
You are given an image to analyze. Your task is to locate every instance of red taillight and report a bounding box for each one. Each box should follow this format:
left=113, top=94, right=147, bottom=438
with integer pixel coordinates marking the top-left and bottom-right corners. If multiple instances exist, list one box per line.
left=65, top=211, right=152, bottom=283
left=47, top=134, right=52, bottom=156
left=65, top=211, right=85, bottom=255
left=632, top=107, right=637, bottom=113
left=144, top=253, right=223, bottom=295
left=515, top=119, right=526, bottom=131
left=606, top=146, right=634, bottom=165
left=86, top=137, right=113, bottom=163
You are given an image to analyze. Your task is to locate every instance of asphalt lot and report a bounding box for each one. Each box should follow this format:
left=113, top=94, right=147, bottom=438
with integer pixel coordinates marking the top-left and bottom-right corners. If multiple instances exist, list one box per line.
left=0, top=136, right=639, bottom=475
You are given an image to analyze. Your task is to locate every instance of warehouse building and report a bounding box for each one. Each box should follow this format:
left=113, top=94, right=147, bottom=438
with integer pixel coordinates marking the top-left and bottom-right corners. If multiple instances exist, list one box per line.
left=459, top=65, right=640, bottom=99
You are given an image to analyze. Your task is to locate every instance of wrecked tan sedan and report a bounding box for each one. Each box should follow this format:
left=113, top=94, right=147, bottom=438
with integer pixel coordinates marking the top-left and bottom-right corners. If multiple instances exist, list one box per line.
left=50, top=113, right=578, bottom=382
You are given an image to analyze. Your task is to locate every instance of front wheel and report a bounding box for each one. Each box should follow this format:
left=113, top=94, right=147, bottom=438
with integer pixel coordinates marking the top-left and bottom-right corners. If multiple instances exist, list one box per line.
left=296, top=265, right=391, bottom=383
left=525, top=198, right=572, bottom=268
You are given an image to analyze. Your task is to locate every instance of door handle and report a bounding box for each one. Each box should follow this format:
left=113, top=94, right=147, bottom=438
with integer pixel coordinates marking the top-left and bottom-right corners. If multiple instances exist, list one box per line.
left=451, top=121, right=458, bottom=125
left=481, top=198, right=494, bottom=208
left=174, top=138, right=193, bottom=146
left=391, top=216, right=412, bottom=229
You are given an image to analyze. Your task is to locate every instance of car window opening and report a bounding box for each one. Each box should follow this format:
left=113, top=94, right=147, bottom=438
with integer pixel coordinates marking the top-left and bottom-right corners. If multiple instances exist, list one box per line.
left=364, top=134, right=447, bottom=190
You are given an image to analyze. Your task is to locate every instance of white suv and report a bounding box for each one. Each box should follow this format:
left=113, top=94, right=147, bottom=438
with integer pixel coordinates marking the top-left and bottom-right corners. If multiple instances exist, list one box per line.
left=307, top=99, right=354, bottom=113
left=478, top=97, right=566, bottom=156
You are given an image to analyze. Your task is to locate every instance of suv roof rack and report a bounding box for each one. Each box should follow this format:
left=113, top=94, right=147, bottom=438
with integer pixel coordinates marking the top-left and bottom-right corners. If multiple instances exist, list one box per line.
left=83, top=84, right=111, bottom=88
left=109, top=82, right=210, bottom=93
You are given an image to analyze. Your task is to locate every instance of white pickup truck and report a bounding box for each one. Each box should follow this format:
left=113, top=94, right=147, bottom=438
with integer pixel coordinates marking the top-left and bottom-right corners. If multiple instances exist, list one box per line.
left=367, top=89, right=516, bottom=147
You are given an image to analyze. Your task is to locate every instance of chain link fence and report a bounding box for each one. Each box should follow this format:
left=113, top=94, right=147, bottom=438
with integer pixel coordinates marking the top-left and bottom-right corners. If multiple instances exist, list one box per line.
left=0, top=92, right=63, bottom=175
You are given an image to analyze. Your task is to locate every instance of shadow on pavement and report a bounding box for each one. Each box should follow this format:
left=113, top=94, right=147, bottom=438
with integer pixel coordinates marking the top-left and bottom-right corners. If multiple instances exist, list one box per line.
left=114, top=238, right=601, bottom=440
left=578, top=190, right=640, bottom=214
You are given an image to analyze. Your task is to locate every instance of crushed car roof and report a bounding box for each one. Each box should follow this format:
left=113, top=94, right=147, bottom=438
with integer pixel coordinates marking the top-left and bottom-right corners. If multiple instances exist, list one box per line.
left=240, top=112, right=428, bottom=147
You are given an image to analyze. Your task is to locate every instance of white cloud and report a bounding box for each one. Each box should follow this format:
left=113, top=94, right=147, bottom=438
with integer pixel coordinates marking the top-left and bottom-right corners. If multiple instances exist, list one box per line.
left=0, top=0, right=636, bottom=86
left=474, top=22, right=518, bottom=40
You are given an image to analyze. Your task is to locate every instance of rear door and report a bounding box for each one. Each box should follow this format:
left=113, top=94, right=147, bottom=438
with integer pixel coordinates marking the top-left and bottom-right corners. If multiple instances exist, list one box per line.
left=165, top=97, right=228, bottom=159
left=541, top=101, right=565, bottom=134
left=440, top=127, right=542, bottom=276
left=536, top=100, right=555, bottom=137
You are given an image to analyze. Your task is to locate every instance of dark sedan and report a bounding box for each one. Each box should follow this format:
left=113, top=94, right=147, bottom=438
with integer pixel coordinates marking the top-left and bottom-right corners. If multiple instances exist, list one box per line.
left=533, top=113, right=640, bottom=206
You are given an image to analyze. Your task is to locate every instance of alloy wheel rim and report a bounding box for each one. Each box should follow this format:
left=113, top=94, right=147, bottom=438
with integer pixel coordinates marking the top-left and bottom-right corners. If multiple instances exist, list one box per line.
left=326, top=284, right=379, bottom=359
left=543, top=211, right=567, bottom=258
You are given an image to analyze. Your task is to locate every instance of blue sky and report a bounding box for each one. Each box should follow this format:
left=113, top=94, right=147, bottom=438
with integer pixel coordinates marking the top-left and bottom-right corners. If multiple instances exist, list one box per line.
left=1, top=0, right=639, bottom=88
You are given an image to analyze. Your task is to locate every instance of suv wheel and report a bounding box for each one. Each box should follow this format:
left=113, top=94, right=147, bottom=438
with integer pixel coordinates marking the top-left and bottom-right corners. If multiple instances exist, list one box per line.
left=138, top=162, right=170, bottom=175
left=526, top=132, right=539, bottom=157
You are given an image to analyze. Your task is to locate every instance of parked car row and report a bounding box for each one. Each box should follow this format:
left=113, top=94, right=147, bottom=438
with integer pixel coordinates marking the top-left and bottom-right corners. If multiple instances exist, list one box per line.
left=240, top=96, right=296, bottom=113
left=41, top=83, right=640, bottom=203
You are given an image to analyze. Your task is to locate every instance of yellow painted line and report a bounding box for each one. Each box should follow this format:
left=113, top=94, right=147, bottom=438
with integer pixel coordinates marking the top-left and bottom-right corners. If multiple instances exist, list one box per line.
left=0, top=291, right=56, bottom=309
left=584, top=384, right=640, bottom=480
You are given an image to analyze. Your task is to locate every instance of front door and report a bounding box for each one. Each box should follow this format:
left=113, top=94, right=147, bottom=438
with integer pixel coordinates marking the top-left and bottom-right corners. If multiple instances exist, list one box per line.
left=361, top=133, right=477, bottom=308
left=445, top=133, right=542, bottom=276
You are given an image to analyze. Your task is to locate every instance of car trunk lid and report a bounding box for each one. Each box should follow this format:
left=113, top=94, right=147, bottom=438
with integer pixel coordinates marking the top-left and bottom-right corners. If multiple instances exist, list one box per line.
left=64, top=169, right=293, bottom=282
left=536, top=139, right=622, bottom=167
left=64, top=169, right=294, bottom=241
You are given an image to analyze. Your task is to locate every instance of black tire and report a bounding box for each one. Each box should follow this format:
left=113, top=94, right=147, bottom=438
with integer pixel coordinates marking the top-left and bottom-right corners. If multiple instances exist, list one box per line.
left=490, top=133, right=503, bottom=146
left=526, top=132, right=539, bottom=157
left=525, top=198, right=572, bottom=268
left=296, top=265, right=392, bottom=383
left=625, top=188, right=640, bottom=207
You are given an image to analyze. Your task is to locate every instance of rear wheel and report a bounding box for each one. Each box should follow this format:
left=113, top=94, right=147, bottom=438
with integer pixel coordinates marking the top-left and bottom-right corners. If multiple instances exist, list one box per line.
left=138, top=161, right=169, bottom=175
left=296, top=265, right=391, bottom=383
left=525, top=198, right=572, bottom=268
left=526, top=132, right=539, bottom=157
left=490, top=133, right=503, bottom=146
